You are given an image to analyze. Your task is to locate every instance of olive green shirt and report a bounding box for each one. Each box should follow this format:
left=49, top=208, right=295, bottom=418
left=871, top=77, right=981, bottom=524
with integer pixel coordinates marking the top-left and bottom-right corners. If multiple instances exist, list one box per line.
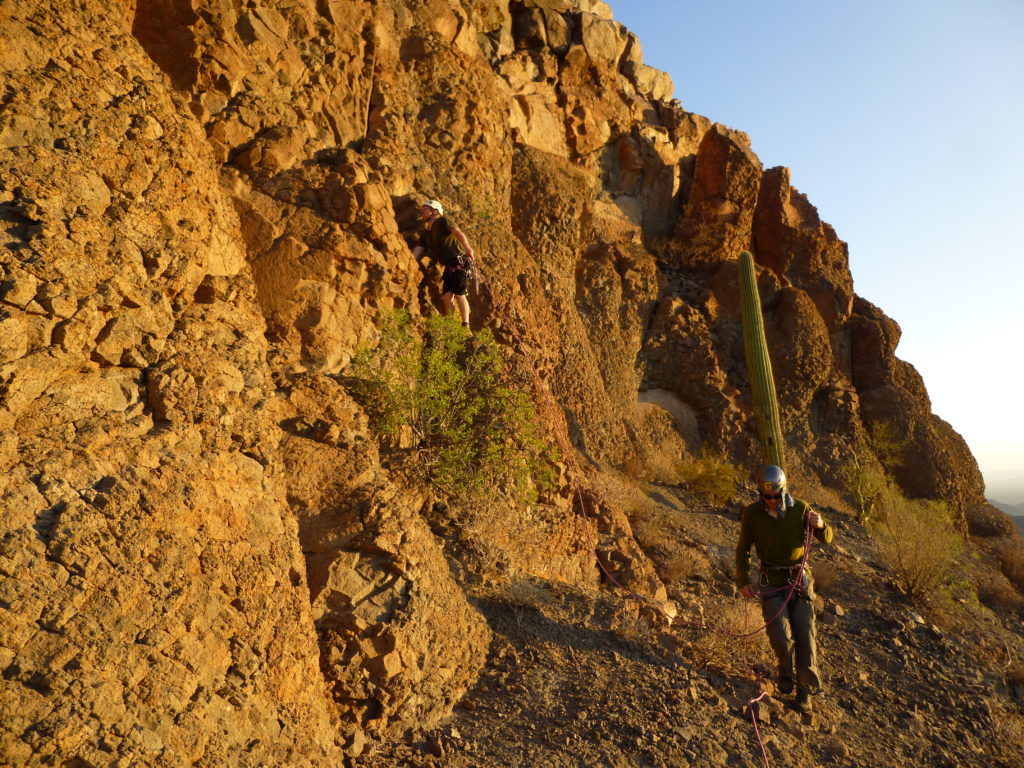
left=735, top=496, right=834, bottom=587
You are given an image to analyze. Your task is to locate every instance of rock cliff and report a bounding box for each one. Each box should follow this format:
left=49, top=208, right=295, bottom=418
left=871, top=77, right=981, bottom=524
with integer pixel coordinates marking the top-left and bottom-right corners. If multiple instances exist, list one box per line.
left=0, top=0, right=1015, bottom=765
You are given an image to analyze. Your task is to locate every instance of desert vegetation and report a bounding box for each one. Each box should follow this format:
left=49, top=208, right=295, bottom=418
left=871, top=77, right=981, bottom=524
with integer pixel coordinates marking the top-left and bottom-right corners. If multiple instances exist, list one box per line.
left=673, top=450, right=746, bottom=507
left=349, top=310, right=556, bottom=504
left=872, top=494, right=967, bottom=609
left=841, top=421, right=907, bottom=524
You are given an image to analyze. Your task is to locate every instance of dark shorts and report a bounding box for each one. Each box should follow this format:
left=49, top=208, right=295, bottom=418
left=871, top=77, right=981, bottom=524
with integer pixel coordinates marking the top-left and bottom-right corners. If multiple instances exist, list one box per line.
left=442, top=266, right=468, bottom=296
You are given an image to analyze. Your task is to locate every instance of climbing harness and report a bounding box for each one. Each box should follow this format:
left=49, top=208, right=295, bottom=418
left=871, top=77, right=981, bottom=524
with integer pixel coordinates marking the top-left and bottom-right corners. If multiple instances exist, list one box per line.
left=759, top=562, right=810, bottom=598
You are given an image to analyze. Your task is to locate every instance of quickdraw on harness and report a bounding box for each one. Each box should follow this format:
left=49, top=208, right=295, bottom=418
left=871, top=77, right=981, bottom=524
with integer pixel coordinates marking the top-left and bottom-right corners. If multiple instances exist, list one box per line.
left=458, top=254, right=479, bottom=293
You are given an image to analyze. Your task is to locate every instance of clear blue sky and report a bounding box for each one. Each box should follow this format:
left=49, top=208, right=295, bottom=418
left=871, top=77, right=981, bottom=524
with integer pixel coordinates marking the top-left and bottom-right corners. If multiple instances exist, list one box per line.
left=610, top=0, right=1024, bottom=503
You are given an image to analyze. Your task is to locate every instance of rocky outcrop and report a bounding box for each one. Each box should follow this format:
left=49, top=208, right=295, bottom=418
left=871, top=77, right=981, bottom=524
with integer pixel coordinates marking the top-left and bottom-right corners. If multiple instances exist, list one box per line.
left=274, top=376, right=492, bottom=746
left=0, top=0, right=1006, bottom=764
left=0, top=0, right=346, bottom=763
left=0, top=0, right=483, bottom=762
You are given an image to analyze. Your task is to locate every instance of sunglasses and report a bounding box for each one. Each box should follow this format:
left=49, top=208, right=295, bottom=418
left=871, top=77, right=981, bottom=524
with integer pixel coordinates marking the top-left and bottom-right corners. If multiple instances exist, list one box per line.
left=761, top=492, right=782, bottom=500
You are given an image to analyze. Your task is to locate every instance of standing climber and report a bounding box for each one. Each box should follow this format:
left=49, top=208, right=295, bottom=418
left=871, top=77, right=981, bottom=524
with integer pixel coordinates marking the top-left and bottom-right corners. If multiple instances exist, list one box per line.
left=409, top=199, right=477, bottom=330
left=735, top=465, right=834, bottom=715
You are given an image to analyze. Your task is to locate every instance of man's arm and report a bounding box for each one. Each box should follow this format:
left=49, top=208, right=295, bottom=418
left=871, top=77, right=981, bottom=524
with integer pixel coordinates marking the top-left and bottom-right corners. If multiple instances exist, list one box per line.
left=450, top=226, right=475, bottom=260
left=408, top=225, right=425, bottom=258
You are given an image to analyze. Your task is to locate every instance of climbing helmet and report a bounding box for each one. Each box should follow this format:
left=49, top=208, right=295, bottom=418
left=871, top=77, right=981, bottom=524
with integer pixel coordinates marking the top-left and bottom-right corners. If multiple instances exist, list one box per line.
left=757, top=465, right=787, bottom=497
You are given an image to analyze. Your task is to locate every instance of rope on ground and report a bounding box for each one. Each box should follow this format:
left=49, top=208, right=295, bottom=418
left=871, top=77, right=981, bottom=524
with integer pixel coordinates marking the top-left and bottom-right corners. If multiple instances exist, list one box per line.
left=747, top=691, right=772, bottom=768
left=674, top=521, right=816, bottom=640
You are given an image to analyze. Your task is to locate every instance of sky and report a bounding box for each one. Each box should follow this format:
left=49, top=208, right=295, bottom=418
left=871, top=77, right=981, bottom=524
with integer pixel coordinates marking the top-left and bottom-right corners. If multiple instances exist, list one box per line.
left=610, top=0, right=1024, bottom=505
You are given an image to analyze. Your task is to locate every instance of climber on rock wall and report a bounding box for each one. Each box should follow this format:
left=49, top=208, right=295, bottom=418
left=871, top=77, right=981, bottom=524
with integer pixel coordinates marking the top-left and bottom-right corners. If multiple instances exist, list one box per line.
left=409, top=199, right=478, bottom=331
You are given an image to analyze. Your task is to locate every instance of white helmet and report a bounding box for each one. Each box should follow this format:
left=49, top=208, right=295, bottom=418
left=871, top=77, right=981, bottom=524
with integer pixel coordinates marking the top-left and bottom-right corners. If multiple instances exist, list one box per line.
left=423, top=199, right=444, bottom=216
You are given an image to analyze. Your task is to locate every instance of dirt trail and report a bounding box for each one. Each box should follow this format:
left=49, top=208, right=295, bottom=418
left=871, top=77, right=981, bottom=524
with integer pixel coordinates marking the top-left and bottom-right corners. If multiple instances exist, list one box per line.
left=359, top=485, right=1024, bottom=768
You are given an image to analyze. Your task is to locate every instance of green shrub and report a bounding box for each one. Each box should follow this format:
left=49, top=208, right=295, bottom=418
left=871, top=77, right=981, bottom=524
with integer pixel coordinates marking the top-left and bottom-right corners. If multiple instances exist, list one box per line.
left=845, top=462, right=894, bottom=524
left=841, top=420, right=909, bottom=523
left=872, top=494, right=966, bottom=608
left=867, top=420, right=907, bottom=470
left=349, top=310, right=555, bottom=503
left=674, top=450, right=745, bottom=506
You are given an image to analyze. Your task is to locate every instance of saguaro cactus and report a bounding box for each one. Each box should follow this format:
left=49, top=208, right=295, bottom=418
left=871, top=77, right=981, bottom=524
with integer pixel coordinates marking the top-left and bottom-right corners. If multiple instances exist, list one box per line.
left=738, top=251, right=786, bottom=468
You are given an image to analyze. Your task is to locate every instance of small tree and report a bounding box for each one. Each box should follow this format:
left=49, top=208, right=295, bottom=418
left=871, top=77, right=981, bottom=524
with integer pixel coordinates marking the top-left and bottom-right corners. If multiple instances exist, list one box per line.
left=841, top=421, right=908, bottom=524
left=867, top=420, right=907, bottom=471
left=350, top=310, right=554, bottom=503
left=873, top=494, right=966, bottom=608
left=841, top=441, right=891, bottom=524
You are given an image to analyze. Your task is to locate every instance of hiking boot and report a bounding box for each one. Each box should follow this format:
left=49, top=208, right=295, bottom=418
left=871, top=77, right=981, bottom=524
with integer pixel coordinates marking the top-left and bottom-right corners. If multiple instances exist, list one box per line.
left=795, top=690, right=813, bottom=714
left=777, top=675, right=794, bottom=695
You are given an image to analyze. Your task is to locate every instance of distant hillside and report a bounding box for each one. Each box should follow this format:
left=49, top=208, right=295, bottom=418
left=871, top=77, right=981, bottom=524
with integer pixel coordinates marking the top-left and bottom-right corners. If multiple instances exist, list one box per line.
left=989, top=499, right=1024, bottom=536
left=989, top=498, right=1024, bottom=516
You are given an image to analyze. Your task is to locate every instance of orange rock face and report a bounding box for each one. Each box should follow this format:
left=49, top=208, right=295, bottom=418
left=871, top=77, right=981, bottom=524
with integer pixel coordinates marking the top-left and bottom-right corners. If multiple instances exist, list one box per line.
left=0, top=0, right=996, bottom=764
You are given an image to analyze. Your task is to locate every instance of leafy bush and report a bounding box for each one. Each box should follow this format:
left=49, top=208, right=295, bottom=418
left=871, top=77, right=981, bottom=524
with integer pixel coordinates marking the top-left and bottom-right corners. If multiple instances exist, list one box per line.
left=841, top=420, right=908, bottom=523
left=674, top=450, right=745, bottom=506
left=872, top=494, right=966, bottom=608
left=843, top=461, right=893, bottom=524
left=866, top=420, right=907, bottom=470
left=349, top=310, right=555, bottom=502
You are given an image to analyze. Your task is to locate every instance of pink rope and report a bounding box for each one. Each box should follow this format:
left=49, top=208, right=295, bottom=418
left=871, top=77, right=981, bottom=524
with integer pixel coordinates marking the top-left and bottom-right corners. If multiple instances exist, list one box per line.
left=661, top=504, right=817, bottom=640
left=747, top=691, right=772, bottom=768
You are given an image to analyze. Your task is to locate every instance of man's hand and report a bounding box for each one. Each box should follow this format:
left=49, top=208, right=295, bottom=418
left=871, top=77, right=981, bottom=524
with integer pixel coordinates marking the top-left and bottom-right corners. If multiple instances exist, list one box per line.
left=740, top=583, right=757, bottom=600
left=807, top=509, right=825, bottom=530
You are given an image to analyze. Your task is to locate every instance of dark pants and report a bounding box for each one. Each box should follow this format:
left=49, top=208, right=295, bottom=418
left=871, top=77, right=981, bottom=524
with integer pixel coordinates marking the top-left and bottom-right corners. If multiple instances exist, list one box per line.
left=760, top=573, right=821, bottom=694
left=441, top=265, right=468, bottom=296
